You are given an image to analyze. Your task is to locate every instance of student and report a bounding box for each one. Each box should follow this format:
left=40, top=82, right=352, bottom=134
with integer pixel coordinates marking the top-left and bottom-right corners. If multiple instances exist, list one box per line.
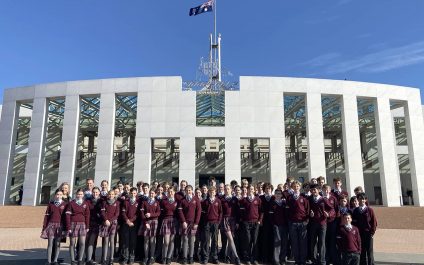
left=317, top=176, right=326, bottom=189
left=194, top=187, right=203, bottom=262
left=139, top=189, right=161, bottom=265
left=100, top=180, right=110, bottom=199
left=200, top=186, right=222, bottom=264
left=322, top=184, right=339, bottom=265
left=239, top=184, right=263, bottom=265
left=120, top=187, right=139, bottom=265
left=99, top=190, right=120, bottom=265
left=66, top=188, right=90, bottom=265
left=233, top=185, right=244, bottom=258
left=60, top=182, right=71, bottom=203
left=352, top=193, right=377, bottom=265
left=258, top=183, right=274, bottom=264
left=287, top=180, right=309, bottom=265
left=160, top=186, right=179, bottom=265
left=84, top=178, right=95, bottom=200
left=136, top=183, right=150, bottom=262
left=337, top=195, right=352, bottom=226
left=220, top=184, right=241, bottom=265
left=41, top=188, right=67, bottom=265
left=178, top=185, right=202, bottom=265
left=86, top=187, right=102, bottom=265
left=174, top=180, right=188, bottom=261
left=350, top=196, right=359, bottom=210
left=155, top=185, right=166, bottom=262
left=308, top=184, right=329, bottom=265
left=270, top=189, right=288, bottom=265
left=337, top=213, right=361, bottom=265
left=331, top=177, right=349, bottom=202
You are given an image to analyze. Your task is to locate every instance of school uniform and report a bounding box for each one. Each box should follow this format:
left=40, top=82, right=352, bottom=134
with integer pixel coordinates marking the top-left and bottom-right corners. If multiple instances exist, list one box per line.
left=99, top=199, right=120, bottom=237
left=286, top=193, right=309, bottom=265
left=178, top=196, right=202, bottom=236
left=219, top=195, right=239, bottom=261
left=66, top=200, right=90, bottom=237
left=41, top=200, right=67, bottom=239
left=352, top=206, right=377, bottom=265
left=136, top=195, right=149, bottom=260
left=200, top=196, right=222, bottom=263
left=337, top=224, right=361, bottom=265
left=155, top=194, right=167, bottom=261
left=238, top=195, right=263, bottom=264
left=309, top=195, right=331, bottom=265
left=258, top=194, right=274, bottom=263
left=173, top=191, right=186, bottom=259
left=269, top=198, right=289, bottom=265
left=139, top=198, right=161, bottom=237
left=323, top=193, right=339, bottom=265
left=178, top=195, right=202, bottom=262
left=331, top=188, right=349, bottom=202
left=160, top=197, right=179, bottom=235
left=121, top=198, right=140, bottom=264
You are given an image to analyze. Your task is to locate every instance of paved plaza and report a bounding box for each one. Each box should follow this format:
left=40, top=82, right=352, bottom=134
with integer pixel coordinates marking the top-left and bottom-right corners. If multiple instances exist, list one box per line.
left=0, top=207, right=423, bottom=264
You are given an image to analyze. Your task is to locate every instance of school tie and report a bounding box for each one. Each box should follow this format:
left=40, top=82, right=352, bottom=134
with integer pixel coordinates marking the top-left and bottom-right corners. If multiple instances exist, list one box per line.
left=54, top=200, right=61, bottom=207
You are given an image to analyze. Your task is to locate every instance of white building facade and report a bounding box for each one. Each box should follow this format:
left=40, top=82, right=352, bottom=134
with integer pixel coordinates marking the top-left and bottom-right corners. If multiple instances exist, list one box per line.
left=0, top=76, right=424, bottom=207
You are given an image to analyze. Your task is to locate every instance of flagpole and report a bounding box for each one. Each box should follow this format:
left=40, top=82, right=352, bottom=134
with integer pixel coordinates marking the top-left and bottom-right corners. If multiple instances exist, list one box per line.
left=214, top=0, right=217, bottom=43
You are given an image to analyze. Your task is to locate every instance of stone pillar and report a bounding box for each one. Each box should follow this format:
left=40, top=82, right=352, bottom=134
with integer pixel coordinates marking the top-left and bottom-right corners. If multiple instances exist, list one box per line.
left=0, top=101, right=19, bottom=205
left=95, top=93, right=116, bottom=185
left=58, top=95, right=80, bottom=194
left=133, top=137, right=152, bottom=185
left=306, top=93, right=326, bottom=180
left=270, top=137, right=286, bottom=186
left=374, top=97, right=401, bottom=206
left=22, top=97, right=48, bottom=206
left=403, top=96, right=424, bottom=206
left=179, top=137, right=196, bottom=186
left=225, top=137, right=241, bottom=185
left=341, top=94, right=365, bottom=196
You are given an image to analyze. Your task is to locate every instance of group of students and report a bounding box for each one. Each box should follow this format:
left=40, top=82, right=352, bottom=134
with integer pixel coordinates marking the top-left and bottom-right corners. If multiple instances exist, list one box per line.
left=41, top=176, right=377, bottom=265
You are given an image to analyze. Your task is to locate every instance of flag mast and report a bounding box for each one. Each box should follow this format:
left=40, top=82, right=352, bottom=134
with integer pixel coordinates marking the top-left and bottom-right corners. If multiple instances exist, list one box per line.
left=211, top=0, right=221, bottom=83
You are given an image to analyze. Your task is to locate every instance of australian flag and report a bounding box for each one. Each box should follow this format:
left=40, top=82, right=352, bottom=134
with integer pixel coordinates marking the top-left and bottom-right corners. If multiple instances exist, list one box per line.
left=189, top=0, right=214, bottom=16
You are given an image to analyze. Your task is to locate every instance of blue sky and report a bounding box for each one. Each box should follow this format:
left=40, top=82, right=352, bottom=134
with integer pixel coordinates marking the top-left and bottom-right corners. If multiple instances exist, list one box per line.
left=1, top=0, right=424, bottom=103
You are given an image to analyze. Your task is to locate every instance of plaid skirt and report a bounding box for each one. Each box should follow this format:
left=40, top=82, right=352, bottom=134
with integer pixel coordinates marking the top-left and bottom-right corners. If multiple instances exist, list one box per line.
left=160, top=217, right=178, bottom=236
left=139, top=219, right=158, bottom=237
left=99, top=220, right=118, bottom=237
left=180, top=222, right=198, bottom=236
left=68, top=222, right=87, bottom=237
left=41, top=222, right=63, bottom=239
left=220, top=217, right=236, bottom=233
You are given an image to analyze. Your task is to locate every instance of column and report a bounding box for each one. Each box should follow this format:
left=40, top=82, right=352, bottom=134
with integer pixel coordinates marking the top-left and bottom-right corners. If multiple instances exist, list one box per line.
left=0, top=101, right=19, bottom=205
left=225, top=137, right=241, bottom=185
left=58, top=95, right=80, bottom=194
left=306, top=93, right=326, bottom=180
left=22, top=97, right=48, bottom=206
left=133, top=137, right=152, bottom=185
left=404, top=97, right=424, bottom=206
left=341, top=94, right=365, bottom=196
left=94, top=93, right=116, bottom=185
left=270, top=137, right=286, bottom=186
left=374, top=97, right=401, bottom=206
left=179, top=137, right=196, bottom=186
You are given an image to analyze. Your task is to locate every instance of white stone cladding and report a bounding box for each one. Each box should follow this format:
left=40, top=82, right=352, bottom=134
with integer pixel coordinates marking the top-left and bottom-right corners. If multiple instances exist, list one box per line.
left=0, top=76, right=423, bottom=206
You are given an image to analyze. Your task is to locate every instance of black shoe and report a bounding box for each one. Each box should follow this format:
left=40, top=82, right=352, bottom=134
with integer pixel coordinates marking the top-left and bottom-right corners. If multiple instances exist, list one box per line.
left=252, top=261, right=259, bottom=265
left=245, top=261, right=251, bottom=265
left=235, top=257, right=241, bottom=265
left=181, top=258, right=187, bottom=265
left=212, top=259, right=220, bottom=264
left=201, top=260, right=208, bottom=265
left=188, top=257, right=194, bottom=264
left=142, top=258, right=148, bottom=265
left=148, top=258, right=155, bottom=265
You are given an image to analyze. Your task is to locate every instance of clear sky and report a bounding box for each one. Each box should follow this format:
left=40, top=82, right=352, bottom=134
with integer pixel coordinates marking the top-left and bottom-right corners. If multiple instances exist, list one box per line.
left=1, top=0, right=424, bottom=103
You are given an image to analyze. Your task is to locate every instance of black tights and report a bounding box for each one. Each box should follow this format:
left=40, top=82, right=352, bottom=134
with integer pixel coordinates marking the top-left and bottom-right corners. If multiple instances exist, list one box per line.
left=102, top=235, right=116, bottom=263
left=69, top=236, right=85, bottom=262
left=182, top=235, right=195, bottom=259
left=86, top=232, right=98, bottom=262
left=162, top=234, right=175, bottom=259
left=144, top=236, right=157, bottom=259
left=47, top=237, right=61, bottom=263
